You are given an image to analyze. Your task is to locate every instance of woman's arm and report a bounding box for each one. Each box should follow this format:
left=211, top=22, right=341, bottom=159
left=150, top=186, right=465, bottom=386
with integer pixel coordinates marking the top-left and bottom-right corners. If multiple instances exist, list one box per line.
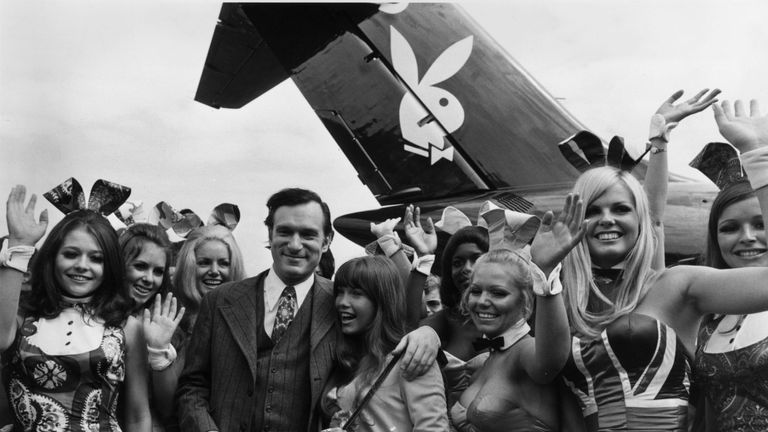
left=123, top=315, right=152, bottom=432
left=143, top=294, right=185, bottom=422
left=678, top=99, right=768, bottom=315
left=0, top=186, right=47, bottom=352
left=524, top=194, right=586, bottom=382
left=645, top=89, right=720, bottom=269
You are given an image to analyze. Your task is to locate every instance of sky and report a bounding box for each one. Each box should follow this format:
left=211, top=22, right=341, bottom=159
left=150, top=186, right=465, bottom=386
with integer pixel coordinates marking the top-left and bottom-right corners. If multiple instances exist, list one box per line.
left=2, top=0, right=767, bottom=275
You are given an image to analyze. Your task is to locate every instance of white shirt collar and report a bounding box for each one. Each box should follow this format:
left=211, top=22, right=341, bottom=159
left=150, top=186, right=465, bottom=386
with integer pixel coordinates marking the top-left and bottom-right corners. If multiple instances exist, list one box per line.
left=484, top=318, right=531, bottom=351
left=264, top=268, right=315, bottom=311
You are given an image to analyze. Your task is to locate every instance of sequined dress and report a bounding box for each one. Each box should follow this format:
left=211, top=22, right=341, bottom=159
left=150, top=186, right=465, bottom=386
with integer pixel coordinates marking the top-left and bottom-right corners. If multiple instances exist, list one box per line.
left=694, top=316, right=768, bottom=432
left=2, top=313, right=126, bottom=432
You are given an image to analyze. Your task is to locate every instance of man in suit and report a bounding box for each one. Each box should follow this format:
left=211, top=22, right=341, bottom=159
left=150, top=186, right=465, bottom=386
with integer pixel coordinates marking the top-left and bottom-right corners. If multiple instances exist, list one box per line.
left=177, top=188, right=439, bottom=432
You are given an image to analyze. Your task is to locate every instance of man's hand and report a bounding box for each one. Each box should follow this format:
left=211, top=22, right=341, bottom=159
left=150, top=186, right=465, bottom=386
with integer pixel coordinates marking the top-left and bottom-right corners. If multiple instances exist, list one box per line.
left=391, top=325, right=440, bottom=380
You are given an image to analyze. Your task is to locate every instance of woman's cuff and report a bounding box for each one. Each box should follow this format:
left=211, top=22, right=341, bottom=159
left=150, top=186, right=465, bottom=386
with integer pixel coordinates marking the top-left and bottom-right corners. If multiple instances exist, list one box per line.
left=147, top=344, right=177, bottom=371
left=0, top=244, right=35, bottom=273
left=740, top=146, right=768, bottom=190
left=411, top=254, right=435, bottom=276
left=376, top=233, right=403, bottom=258
left=648, top=113, right=678, bottom=143
left=530, top=262, right=563, bottom=297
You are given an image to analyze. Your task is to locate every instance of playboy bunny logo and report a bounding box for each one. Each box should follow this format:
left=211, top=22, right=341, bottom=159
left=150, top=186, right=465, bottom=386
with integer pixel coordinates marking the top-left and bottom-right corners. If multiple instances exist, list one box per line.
left=391, top=26, right=473, bottom=165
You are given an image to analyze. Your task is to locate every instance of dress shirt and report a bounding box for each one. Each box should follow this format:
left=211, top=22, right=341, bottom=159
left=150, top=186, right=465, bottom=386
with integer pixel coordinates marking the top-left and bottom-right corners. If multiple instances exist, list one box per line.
left=263, top=268, right=315, bottom=336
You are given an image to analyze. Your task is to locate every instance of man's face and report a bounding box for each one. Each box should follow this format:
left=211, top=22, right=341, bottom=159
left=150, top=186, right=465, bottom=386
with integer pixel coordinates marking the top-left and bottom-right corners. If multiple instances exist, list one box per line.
left=270, top=202, right=330, bottom=285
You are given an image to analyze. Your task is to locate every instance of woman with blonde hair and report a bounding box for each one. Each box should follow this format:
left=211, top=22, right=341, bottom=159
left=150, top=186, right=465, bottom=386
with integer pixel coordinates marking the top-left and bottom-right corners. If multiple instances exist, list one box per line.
left=559, top=99, right=768, bottom=431
left=142, top=224, right=245, bottom=431
left=173, top=225, right=245, bottom=333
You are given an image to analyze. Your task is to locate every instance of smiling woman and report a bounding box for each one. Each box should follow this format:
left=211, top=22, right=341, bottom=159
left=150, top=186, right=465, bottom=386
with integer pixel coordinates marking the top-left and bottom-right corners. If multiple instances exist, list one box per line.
left=173, top=225, right=245, bottom=336
left=119, top=223, right=172, bottom=313
left=0, top=188, right=150, bottom=431
left=322, top=255, right=448, bottom=432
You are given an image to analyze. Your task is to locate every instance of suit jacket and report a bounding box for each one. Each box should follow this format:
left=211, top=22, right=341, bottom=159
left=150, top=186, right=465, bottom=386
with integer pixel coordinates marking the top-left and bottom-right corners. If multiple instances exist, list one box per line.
left=176, top=271, right=338, bottom=432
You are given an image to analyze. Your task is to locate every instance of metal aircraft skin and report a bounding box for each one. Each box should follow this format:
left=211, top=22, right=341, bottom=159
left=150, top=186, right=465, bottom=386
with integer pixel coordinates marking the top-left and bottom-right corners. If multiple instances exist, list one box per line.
left=194, top=3, right=718, bottom=262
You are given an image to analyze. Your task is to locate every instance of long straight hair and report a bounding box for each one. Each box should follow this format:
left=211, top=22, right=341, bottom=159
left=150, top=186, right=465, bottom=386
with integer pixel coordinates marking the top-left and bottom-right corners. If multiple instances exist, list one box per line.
left=24, top=210, right=131, bottom=327
left=562, top=167, right=659, bottom=337
left=704, top=180, right=755, bottom=269
left=333, top=256, right=407, bottom=395
left=440, top=226, right=489, bottom=311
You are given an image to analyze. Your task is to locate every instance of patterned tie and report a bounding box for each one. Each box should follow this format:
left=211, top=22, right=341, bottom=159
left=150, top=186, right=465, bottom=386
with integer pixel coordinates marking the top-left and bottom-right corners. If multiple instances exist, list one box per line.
left=271, top=286, right=297, bottom=343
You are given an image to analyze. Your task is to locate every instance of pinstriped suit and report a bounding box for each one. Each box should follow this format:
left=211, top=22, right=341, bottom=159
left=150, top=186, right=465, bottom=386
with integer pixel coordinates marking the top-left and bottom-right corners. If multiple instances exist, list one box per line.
left=176, top=271, right=338, bottom=432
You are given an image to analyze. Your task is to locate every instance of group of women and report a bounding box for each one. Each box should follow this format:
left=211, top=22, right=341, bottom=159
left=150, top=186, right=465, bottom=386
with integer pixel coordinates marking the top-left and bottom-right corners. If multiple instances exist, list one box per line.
left=317, top=93, right=768, bottom=432
left=0, top=199, right=244, bottom=431
left=1, top=91, right=768, bottom=432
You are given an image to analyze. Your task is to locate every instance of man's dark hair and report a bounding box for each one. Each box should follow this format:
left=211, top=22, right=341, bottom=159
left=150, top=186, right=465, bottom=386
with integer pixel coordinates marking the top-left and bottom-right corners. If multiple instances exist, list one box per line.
left=264, top=188, right=332, bottom=236
left=317, top=249, right=336, bottom=279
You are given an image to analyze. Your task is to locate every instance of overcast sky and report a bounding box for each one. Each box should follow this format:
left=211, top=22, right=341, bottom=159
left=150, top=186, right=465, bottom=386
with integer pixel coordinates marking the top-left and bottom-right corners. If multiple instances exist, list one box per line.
left=2, top=1, right=767, bottom=274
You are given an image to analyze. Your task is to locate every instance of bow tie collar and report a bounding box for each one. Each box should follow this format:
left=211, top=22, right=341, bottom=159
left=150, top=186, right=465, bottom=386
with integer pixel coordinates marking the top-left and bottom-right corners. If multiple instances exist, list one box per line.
left=473, top=319, right=531, bottom=352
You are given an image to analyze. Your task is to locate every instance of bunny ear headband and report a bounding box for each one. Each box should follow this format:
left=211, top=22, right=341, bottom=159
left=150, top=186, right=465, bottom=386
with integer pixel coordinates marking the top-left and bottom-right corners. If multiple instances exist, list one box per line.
left=689, top=142, right=747, bottom=190
left=434, top=201, right=541, bottom=251
left=559, top=131, right=644, bottom=173
left=115, top=201, right=241, bottom=237
left=44, top=178, right=131, bottom=216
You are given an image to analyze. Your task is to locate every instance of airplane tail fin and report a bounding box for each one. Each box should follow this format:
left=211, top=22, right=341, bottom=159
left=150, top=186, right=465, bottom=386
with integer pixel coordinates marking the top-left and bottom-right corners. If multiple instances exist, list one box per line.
left=195, top=4, right=647, bottom=203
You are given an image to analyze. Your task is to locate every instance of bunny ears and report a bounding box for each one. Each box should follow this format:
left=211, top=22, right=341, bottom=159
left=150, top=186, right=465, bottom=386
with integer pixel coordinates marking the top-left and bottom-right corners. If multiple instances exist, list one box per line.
left=115, top=201, right=241, bottom=237
left=689, top=142, right=747, bottom=190
left=559, top=131, right=643, bottom=173
left=44, top=178, right=131, bottom=216
left=435, top=201, right=540, bottom=251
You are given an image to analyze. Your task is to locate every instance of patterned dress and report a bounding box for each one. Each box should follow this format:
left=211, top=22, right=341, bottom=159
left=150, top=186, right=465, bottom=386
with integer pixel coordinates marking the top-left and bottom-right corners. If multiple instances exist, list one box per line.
left=562, top=313, right=691, bottom=431
left=694, top=316, right=768, bottom=431
left=2, top=313, right=126, bottom=432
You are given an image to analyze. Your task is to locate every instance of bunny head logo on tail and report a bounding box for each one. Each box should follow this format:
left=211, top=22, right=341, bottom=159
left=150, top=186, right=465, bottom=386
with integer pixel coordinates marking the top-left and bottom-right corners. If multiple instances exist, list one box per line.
left=390, top=26, right=473, bottom=165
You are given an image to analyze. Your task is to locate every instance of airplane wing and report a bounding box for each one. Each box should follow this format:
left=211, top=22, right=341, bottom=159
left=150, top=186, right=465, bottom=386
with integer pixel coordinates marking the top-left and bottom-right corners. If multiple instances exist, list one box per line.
left=194, top=3, right=634, bottom=205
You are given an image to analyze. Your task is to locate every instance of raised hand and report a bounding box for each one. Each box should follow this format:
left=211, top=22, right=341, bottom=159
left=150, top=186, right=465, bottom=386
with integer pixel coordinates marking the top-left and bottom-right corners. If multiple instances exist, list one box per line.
left=6, top=185, right=48, bottom=247
left=403, top=205, right=437, bottom=255
left=370, top=217, right=400, bottom=239
left=530, top=194, right=587, bottom=276
left=656, top=88, right=720, bottom=124
left=142, top=293, right=185, bottom=350
left=713, top=100, right=768, bottom=153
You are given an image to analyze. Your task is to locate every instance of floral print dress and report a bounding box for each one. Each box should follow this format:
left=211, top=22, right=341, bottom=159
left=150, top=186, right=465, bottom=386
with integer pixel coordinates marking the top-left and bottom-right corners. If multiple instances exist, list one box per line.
left=2, top=308, right=126, bottom=432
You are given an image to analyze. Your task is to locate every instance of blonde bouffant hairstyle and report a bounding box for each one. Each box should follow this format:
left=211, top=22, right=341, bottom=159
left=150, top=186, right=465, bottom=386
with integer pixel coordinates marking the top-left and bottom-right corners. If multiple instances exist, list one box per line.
left=173, top=225, right=246, bottom=332
left=563, top=166, right=659, bottom=338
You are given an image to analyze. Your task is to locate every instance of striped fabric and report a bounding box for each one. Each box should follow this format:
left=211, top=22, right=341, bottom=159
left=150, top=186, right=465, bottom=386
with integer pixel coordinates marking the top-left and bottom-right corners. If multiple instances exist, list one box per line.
left=177, top=271, right=338, bottom=432
left=562, top=313, right=690, bottom=431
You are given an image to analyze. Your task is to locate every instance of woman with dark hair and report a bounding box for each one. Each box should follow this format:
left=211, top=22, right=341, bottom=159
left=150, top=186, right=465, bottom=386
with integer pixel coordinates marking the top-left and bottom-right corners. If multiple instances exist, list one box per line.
left=693, top=178, right=768, bottom=431
left=0, top=187, right=150, bottom=431
left=120, top=223, right=187, bottom=431
left=423, top=225, right=490, bottom=407
left=322, top=255, right=448, bottom=431
left=119, top=223, right=172, bottom=313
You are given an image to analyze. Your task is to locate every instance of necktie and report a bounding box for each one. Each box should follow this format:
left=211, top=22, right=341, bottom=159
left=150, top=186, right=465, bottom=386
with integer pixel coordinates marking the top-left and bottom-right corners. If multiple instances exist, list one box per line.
left=472, top=336, right=505, bottom=352
left=272, top=286, right=297, bottom=343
